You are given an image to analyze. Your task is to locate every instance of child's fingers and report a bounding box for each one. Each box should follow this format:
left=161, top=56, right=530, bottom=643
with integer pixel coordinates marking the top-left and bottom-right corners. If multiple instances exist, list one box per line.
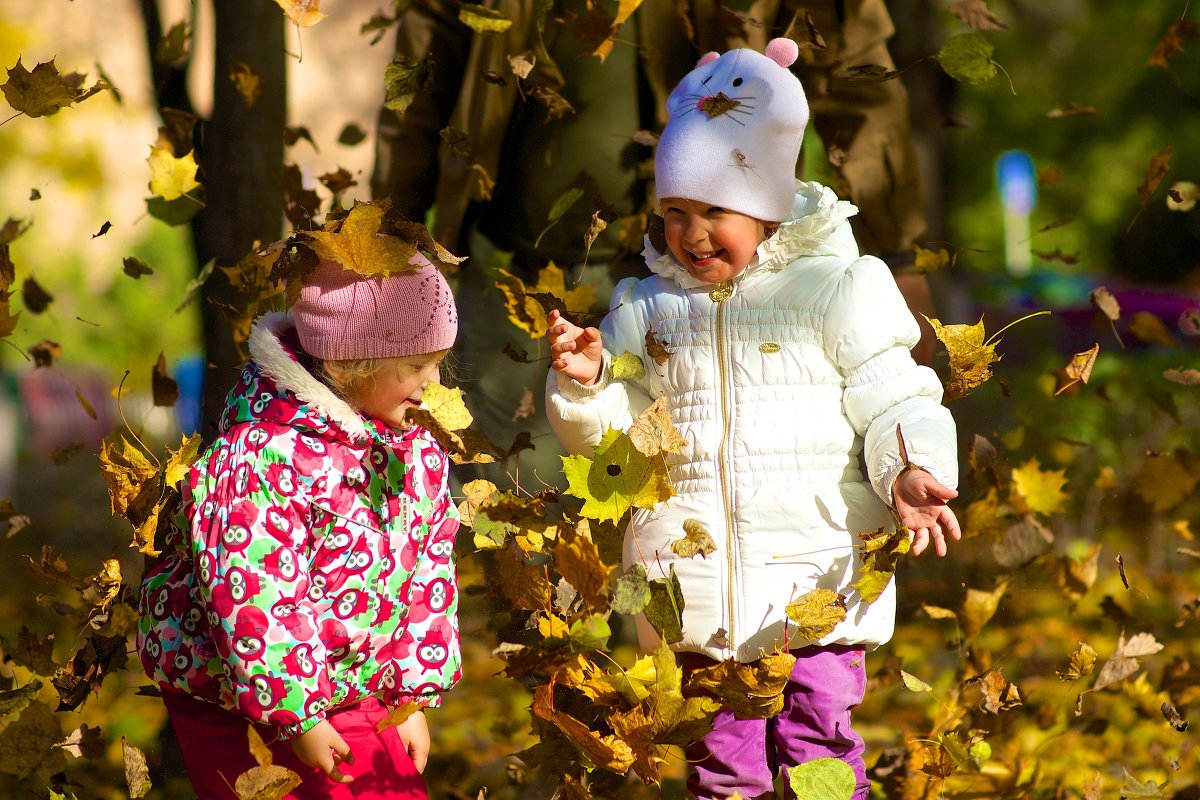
left=910, top=527, right=929, bottom=556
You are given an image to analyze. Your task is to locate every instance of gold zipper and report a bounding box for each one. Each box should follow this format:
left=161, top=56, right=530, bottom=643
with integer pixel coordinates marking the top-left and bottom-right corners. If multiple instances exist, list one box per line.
left=710, top=279, right=737, bottom=653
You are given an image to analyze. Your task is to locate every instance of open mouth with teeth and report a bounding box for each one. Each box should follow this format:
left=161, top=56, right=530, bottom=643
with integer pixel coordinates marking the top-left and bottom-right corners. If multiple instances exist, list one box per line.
left=687, top=248, right=726, bottom=267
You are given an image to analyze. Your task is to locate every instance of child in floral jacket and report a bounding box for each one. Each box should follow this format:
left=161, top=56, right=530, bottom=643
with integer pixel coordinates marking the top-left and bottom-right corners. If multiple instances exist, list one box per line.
left=138, top=254, right=461, bottom=799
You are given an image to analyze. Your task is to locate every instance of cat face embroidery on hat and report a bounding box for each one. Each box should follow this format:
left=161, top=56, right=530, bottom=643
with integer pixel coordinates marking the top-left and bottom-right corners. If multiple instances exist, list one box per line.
left=655, top=38, right=810, bottom=224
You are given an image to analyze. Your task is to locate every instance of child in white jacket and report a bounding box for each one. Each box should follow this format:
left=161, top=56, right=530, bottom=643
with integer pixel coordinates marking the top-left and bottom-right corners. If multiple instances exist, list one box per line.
left=545, top=38, right=960, bottom=799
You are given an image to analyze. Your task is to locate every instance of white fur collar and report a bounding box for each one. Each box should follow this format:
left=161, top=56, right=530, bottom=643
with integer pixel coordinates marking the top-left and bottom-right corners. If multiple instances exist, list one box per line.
left=247, top=313, right=371, bottom=442
left=642, top=181, right=860, bottom=290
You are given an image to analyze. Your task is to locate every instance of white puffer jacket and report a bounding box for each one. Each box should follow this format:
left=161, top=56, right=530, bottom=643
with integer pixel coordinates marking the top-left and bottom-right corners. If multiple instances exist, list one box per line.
left=547, top=182, right=959, bottom=661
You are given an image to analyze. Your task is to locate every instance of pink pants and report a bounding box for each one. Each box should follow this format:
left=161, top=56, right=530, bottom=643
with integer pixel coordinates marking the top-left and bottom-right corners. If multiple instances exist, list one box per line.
left=164, top=693, right=427, bottom=800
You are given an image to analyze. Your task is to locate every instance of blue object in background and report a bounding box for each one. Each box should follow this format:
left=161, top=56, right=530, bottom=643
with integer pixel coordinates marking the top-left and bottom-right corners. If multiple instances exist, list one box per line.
left=174, top=354, right=205, bottom=436
left=997, top=150, right=1038, bottom=214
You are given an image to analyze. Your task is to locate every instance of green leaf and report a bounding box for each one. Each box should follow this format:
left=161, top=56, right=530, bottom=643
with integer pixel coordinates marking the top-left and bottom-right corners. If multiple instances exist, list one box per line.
left=613, top=564, right=652, bottom=615
left=534, top=186, right=584, bottom=247
left=645, top=565, right=685, bottom=644
left=458, top=3, right=514, bottom=33
left=0, top=678, right=43, bottom=720
left=900, top=670, right=932, bottom=693
left=561, top=428, right=674, bottom=523
left=383, top=55, right=435, bottom=114
left=568, top=614, right=611, bottom=651
left=936, top=32, right=998, bottom=84
left=852, top=526, right=910, bottom=604
left=788, top=757, right=857, bottom=800
left=147, top=187, right=205, bottom=226
left=611, top=351, right=646, bottom=381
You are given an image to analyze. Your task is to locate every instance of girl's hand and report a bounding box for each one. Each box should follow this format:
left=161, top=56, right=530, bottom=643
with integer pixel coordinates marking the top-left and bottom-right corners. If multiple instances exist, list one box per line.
left=547, top=309, right=603, bottom=386
left=395, top=710, right=430, bottom=772
left=291, top=720, right=355, bottom=783
left=892, top=468, right=961, bottom=557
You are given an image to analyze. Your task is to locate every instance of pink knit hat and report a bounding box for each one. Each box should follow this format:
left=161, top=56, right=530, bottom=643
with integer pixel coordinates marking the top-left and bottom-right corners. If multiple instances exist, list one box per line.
left=292, top=255, right=458, bottom=360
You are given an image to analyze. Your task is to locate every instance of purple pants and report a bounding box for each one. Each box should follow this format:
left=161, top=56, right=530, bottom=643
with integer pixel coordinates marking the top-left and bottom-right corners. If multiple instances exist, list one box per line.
left=685, top=644, right=869, bottom=800
left=164, top=692, right=427, bottom=799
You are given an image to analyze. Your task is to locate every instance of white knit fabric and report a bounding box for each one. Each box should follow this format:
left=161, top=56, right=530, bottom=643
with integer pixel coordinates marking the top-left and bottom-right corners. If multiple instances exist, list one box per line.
left=654, top=43, right=810, bottom=223
left=546, top=183, right=959, bottom=661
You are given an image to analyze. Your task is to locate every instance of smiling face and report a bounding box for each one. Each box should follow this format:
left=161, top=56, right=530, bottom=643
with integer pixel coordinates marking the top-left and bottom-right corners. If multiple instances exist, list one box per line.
left=350, top=350, right=449, bottom=429
left=661, top=197, right=770, bottom=284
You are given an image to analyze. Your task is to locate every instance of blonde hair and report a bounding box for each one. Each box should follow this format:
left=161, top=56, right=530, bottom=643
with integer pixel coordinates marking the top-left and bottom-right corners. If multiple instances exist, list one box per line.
left=312, top=350, right=458, bottom=406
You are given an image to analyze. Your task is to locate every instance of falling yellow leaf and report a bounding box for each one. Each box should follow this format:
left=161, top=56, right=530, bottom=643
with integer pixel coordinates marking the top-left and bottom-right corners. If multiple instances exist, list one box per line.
left=2, top=58, right=108, bottom=118
left=1057, top=642, right=1098, bottom=681
left=303, top=203, right=417, bottom=277
left=1055, top=343, right=1099, bottom=395
left=458, top=4, right=513, bottom=33
left=670, top=519, right=717, bottom=559
left=1128, top=311, right=1178, bottom=349
left=1010, top=458, right=1068, bottom=516
left=1133, top=450, right=1198, bottom=512
left=785, top=587, right=847, bottom=641
left=959, top=580, right=1008, bottom=638
left=913, top=245, right=950, bottom=273
left=147, top=146, right=200, bottom=201
left=926, top=317, right=998, bottom=401
left=274, top=0, right=326, bottom=27
left=496, top=262, right=595, bottom=340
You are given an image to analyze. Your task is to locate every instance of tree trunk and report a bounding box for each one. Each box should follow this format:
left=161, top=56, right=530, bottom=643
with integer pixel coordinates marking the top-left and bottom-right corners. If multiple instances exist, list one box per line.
left=194, top=1, right=287, bottom=437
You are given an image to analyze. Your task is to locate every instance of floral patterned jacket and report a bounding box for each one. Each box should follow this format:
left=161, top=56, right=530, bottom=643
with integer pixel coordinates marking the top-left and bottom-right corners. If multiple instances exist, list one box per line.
left=137, top=314, right=461, bottom=739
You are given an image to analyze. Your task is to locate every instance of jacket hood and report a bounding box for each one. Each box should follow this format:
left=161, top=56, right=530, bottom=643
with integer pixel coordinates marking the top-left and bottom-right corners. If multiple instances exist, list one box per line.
left=221, top=313, right=377, bottom=443
left=642, top=181, right=860, bottom=290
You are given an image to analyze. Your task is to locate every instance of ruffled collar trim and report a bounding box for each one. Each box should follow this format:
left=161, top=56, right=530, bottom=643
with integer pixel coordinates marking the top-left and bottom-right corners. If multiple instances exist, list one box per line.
left=642, top=181, right=859, bottom=291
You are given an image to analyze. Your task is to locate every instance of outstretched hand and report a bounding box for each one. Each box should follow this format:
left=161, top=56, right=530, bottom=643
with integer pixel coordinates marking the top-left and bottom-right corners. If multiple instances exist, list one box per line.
left=892, top=468, right=961, bottom=557
left=291, top=720, right=355, bottom=784
left=547, top=309, right=603, bottom=386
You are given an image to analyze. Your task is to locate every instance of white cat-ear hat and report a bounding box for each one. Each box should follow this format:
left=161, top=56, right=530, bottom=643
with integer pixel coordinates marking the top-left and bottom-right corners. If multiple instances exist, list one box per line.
left=655, top=38, right=809, bottom=224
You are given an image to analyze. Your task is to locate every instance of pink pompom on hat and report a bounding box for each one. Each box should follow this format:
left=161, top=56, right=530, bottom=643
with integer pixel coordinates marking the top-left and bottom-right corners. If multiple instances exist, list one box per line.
left=655, top=38, right=808, bottom=224
left=292, top=254, right=458, bottom=360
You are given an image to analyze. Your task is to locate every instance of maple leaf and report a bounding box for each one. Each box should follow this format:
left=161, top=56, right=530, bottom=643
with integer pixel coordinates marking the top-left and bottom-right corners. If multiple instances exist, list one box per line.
left=122, top=256, right=153, bottom=279
left=155, top=21, right=190, bottom=65
left=1147, top=19, right=1198, bottom=70
left=645, top=565, right=685, bottom=644
left=562, top=428, right=673, bottom=523
left=670, top=519, right=716, bottom=559
left=274, top=0, right=326, bottom=27
left=700, top=92, right=741, bottom=118
left=495, top=546, right=551, bottom=610
left=147, top=146, right=200, bottom=201
left=384, top=54, right=434, bottom=114
left=375, top=700, right=425, bottom=733
left=229, top=59, right=261, bottom=108
left=852, top=526, right=910, bottom=604
left=1056, top=543, right=1100, bottom=602
left=0, top=699, right=65, bottom=779
left=555, top=533, right=613, bottom=613
left=788, top=757, right=857, bottom=799
left=2, top=58, right=108, bottom=118
left=531, top=679, right=635, bottom=773
left=785, top=588, right=847, bottom=642
left=302, top=203, right=419, bottom=277
left=925, top=316, right=996, bottom=400
left=993, top=514, right=1054, bottom=569
left=1057, top=642, right=1098, bottom=681
left=13, top=627, right=56, bottom=675
left=458, top=4, right=513, bottom=33
left=645, top=328, right=673, bottom=366
left=1010, top=458, right=1068, bottom=516
left=529, top=85, right=575, bottom=120
left=685, top=652, right=796, bottom=719
left=959, top=580, right=1007, bottom=638
left=0, top=677, right=43, bottom=719
left=234, top=726, right=302, bottom=799
left=913, top=245, right=950, bottom=273
left=496, top=262, right=595, bottom=339
left=626, top=397, right=686, bottom=458
left=53, top=723, right=104, bottom=760
left=1094, top=632, right=1164, bottom=692
left=975, top=669, right=1021, bottom=714
left=1133, top=449, right=1197, bottom=512
left=612, top=564, right=651, bottom=615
